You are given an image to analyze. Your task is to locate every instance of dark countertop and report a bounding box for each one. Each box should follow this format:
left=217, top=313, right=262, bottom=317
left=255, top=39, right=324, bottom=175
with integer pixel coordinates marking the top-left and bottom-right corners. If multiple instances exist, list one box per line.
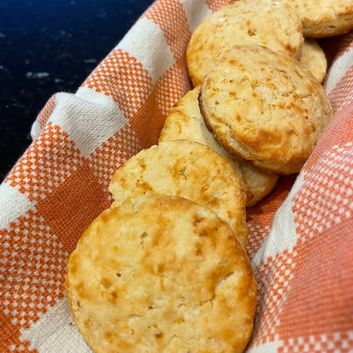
left=0, top=0, right=154, bottom=181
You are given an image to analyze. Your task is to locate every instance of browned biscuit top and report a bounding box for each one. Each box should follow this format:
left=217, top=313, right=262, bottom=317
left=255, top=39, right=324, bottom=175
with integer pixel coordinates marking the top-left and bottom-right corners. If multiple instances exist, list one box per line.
left=66, top=194, right=257, bottom=353
left=200, top=45, right=332, bottom=174
left=186, top=0, right=303, bottom=85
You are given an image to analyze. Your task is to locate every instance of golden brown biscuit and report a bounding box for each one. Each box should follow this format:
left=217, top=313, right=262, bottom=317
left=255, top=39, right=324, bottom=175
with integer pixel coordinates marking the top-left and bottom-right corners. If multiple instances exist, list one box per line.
left=66, top=194, right=257, bottom=353
left=200, top=45, right=332, bottom=175
left=284, top=0, right=353, bottom=37
left=159, top=87, right=278, bottom=206
left=299, top=39, right=327, bottom=82
left=109, top=140, right=248, bottom=246
left=186, top=0, right=303, bottom=86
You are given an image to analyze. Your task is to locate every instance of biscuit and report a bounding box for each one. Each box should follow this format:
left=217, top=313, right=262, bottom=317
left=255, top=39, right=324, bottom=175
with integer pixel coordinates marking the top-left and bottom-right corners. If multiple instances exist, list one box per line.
left=66, top=194, right=257, bottom=353
left=200, top=45, right=332, bottom=175
left=186, top=0, right=303, bottom=86
left=299, top=39, right=327, bottom=82
left=109, top=140, right=248, bottom=246
left=284, top=0, right=353, bottom=37
left=238, top=161, right=279, bottom=207
left=159, top=87, right=278, bottom=206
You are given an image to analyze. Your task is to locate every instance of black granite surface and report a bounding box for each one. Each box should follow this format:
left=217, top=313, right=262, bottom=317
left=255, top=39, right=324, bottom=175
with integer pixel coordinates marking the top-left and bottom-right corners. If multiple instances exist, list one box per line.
left=0, top=0, right=154, bottom=181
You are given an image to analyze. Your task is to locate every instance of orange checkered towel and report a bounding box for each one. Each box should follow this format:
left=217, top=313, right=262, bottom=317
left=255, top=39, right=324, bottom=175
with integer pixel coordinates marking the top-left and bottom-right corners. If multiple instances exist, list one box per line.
left=1, top=0, right=353, bottom=352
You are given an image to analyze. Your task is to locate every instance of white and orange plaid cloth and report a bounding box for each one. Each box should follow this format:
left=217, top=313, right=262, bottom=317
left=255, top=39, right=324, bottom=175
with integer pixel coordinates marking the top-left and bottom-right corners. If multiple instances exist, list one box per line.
left=1, top=0, right=353, bottom=352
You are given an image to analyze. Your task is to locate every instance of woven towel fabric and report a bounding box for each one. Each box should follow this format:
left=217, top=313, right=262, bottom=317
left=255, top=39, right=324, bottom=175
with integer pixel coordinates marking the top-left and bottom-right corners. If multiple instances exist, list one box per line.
left=0, top=0, right=353, bottom=352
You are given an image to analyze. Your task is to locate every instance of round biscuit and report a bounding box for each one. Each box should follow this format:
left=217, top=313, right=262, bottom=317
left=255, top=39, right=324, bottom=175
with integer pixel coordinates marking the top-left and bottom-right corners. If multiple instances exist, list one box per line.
left=186, top=0, right=303, bottom=86
left=66, top=194, right=256, bottom=353
left=160, top=87, right=278, bottom=207
left=109, top=140, right=248, bottom=246
left=299, top=39, right=327, bottom=82
left=200, top=45, right=332, bottom=175
left=283, top=0, right=353, bottom=38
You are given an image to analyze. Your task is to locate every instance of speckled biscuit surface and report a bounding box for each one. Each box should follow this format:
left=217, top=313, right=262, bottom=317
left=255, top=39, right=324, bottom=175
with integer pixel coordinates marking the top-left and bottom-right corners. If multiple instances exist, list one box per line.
left=299, top=39, right=327, bottom=82
left=186, top=0, right=303, bottom=86
left=200, top=45, right=332, bottom=175
left=66, top=194, right=257, bottom=353
left=109, top=140, right=248, bottom=246
left=284, top=0, right=353, bottom=37
left=159, top=87, right=278, bottom=206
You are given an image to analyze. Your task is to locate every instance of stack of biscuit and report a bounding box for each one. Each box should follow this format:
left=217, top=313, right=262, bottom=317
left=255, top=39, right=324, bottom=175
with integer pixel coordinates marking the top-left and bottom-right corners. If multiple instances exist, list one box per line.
left=66, top=0, right=349, bottom=352
left=182, top=0, right=332, bottom=205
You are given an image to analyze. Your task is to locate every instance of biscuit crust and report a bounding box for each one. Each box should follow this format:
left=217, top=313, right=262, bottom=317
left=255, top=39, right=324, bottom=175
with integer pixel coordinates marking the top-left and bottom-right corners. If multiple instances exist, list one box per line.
left=66, top=195, right=257, bottom=353
left=200, top=45, right=332, bottom=174
left=239, top=161, right=279, bottom=207
left=109, top=140, right=248, bottom=246
left=299, top=39, right=327, bottom=82
left=186, top=0, right=303, bottom=86
left=284, top=0, right=353, bottom=37
left=160, top=87, right=278, bottom=206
